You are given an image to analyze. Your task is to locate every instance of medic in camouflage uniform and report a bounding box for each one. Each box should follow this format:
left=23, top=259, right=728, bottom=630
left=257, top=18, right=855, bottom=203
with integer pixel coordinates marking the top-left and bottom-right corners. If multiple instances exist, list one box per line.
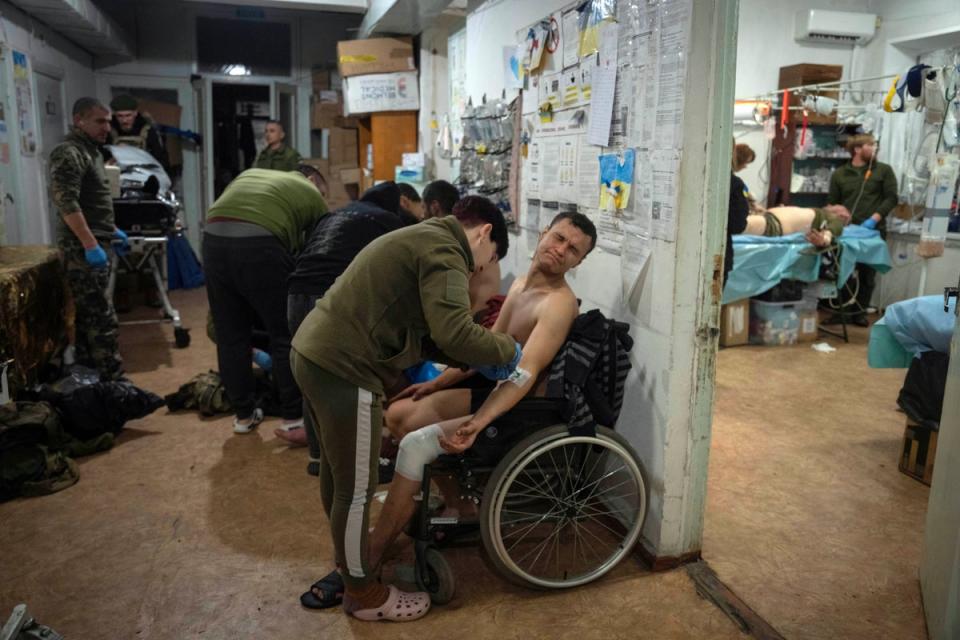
left=49, top=97, right=128, bottom=380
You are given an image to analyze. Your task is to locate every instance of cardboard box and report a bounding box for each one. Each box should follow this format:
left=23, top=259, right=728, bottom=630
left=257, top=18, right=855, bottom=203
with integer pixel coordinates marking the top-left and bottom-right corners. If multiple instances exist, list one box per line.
left=797, top=309, right=819, bottom=343
left=337, top=37, right=415, bottom=78
left=311, top=102, right=342, bottom=130
left=310, top=99, right=361, bottom=130
left=719, top=299, right=749, bottom=347
left=324, top=127, right=359, bottom=167
left=343, top=71, right=419, bottom=116
left=312, top=69, right=332, bottom=91
left=303, top=158, right=355, bottom=210
left=339, top=167, right=362, bottom=185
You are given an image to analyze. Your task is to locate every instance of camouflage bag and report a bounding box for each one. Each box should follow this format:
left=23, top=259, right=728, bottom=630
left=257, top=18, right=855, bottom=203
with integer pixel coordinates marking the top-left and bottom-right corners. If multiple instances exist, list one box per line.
left=0, top=402, right=80, bottom=501
left=165, top=371, right=232, bottom=416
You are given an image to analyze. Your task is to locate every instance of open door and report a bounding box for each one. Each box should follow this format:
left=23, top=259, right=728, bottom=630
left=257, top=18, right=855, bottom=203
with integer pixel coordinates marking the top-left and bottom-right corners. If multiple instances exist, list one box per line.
left=920, top=275, right=960, bottom=639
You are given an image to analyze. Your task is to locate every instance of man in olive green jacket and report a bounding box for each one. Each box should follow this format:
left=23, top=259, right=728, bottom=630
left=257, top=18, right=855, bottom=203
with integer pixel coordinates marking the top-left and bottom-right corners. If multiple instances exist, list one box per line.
left=253, top=120, right=301, bottom=171
left=827, top=133, right=898, bottom=326
left=291, top=195, right=520, bottom=621
left=203, top=166, right=327, bottom=435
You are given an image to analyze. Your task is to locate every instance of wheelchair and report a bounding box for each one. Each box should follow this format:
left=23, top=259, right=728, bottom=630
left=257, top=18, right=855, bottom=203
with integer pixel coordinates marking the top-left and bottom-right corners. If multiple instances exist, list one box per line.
left=407, top=398, right=648, bottom=604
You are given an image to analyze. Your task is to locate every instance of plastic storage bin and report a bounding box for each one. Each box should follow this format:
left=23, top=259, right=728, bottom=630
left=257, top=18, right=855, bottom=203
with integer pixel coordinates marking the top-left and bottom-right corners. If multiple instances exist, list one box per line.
left=749, top=299, right=805, bottom=345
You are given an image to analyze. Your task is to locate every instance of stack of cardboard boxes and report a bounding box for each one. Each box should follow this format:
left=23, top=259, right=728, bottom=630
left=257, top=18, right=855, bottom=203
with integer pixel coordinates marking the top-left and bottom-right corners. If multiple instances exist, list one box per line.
left=307, top=37, right=419, bottom=206
left=307, top=69, right=362, bottom=209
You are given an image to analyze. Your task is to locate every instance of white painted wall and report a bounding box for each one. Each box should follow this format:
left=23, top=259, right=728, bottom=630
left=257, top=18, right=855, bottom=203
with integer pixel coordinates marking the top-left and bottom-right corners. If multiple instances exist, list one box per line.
left=95, top=1, right=361, bottom=248
left=859, top=0, right=960, bottom=85
left=418, top=18, right=459, bottom=183
left=0, top=0, right=97, bottom=246
left=419, top=0, right=736, bottom=559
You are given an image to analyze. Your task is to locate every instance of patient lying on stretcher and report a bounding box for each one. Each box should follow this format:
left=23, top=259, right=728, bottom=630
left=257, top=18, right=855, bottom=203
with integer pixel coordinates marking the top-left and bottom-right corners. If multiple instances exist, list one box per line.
left=742, top=204, right=881, bottom=248
left=365, top=212, right=597, bottom=572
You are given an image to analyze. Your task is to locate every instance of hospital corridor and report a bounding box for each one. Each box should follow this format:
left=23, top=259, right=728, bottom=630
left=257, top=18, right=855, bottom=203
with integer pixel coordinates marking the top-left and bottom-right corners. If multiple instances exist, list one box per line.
left=0, top=0, right=958, bottom=639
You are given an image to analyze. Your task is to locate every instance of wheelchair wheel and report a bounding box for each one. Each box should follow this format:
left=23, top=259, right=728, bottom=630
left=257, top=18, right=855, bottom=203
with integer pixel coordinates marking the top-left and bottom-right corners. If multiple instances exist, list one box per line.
left=415, top=547, right=456, bottom=605
left=480, top=424, right=647, bottom=590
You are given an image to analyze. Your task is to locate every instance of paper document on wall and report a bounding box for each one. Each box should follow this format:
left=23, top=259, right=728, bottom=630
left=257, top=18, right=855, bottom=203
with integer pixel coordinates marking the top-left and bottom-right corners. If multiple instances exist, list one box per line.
left=577, top=140, right=601, bottom=210
left=650, top=149, right=680, bottom=241
left=561, top=10, right=580, bottom=69
left=621, top=232, right=652, bottom=302
left=586, top=65, right=616, bottom=146
left=523, top=140, right=542, bottom=200
left=556, top=136, right=579, bottom=204
left=653, top=0, right=691, bottom=149
left=586, top=21, right=618, bottom=147
left=540, top=138, right=561, bottom=198
left=625, top=151, right=653, bottom=235
left=595, top=210, right=624, bottom=255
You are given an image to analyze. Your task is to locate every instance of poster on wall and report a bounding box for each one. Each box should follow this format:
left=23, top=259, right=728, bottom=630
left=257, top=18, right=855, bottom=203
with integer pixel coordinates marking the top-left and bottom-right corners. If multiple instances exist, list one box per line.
left=12, top=51, right=37, bottom=156
left=448, top=29, right=467, bottom=158
left=0, top=103, right=10, bottom=164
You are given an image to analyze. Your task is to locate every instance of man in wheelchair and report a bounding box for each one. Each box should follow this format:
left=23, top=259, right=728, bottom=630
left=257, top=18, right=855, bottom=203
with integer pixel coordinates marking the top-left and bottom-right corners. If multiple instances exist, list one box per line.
left=367, top=211, right=597, bottom=575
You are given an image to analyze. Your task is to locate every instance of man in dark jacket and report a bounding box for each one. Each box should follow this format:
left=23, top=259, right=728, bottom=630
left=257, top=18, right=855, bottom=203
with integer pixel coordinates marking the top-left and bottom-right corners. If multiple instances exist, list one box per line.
left=279, top=182, right=419, bottom=451
left=108, top=94, right=170, bottom=171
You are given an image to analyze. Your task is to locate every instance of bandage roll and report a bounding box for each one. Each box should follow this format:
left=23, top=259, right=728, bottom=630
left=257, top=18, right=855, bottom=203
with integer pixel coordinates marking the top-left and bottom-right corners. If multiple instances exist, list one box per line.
left=395, top=424, right=445, bottom=482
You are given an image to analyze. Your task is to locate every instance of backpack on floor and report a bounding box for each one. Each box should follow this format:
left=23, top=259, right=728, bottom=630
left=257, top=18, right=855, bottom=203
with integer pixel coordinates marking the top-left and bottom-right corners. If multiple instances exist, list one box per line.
left=0, top=401, right=80, bottom=501
left=165, top=370, right=232, bottom=416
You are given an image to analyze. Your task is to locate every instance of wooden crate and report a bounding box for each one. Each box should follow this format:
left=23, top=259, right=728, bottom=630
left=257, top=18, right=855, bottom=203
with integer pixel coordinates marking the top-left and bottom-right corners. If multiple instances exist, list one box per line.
left=899, top=418, right=939, bottom=486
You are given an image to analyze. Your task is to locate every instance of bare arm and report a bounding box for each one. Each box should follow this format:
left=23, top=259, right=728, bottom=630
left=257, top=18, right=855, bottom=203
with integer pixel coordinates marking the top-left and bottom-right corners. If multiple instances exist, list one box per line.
left=391, top=279, right=522, bottom=402
left=440, top=292, right=578, bottom=453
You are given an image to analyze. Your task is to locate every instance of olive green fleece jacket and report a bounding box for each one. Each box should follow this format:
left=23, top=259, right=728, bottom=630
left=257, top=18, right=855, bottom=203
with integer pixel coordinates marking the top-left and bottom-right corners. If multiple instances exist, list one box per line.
left=206, top=168, right=327, bottom=253
left=828, top=161, right=898, bottom=229
left=292, top=216, right=516, bottom=394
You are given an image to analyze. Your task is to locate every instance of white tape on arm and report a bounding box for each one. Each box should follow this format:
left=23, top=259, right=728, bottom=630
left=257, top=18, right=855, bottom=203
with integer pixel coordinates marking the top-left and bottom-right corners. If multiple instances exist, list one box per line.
left=506, top=366, right=532, bottom=387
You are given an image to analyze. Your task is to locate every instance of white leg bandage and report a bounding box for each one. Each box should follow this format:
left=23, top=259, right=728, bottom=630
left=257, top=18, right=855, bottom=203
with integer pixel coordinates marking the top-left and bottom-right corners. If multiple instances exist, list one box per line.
left=395, top=424, right=445, bottom=482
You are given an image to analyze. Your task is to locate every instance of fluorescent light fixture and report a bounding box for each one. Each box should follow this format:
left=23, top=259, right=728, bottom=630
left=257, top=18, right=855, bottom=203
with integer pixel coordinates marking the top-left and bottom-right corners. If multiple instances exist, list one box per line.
left=222, top=64, right=252, bottom=76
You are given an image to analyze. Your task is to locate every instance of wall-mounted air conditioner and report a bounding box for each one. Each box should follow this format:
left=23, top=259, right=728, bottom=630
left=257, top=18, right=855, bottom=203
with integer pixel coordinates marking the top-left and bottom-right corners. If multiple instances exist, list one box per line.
left=794, top=10, right=877, bottom=46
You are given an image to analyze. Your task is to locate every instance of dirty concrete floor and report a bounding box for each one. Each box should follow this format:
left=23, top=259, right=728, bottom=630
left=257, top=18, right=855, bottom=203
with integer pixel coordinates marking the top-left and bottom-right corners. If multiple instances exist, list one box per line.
left=0, top=290, right=929, bottom=638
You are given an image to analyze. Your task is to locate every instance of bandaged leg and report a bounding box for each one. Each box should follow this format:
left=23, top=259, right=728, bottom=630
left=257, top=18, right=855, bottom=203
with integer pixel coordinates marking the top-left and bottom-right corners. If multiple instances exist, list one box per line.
left=394, top=424, right=444, bottom=482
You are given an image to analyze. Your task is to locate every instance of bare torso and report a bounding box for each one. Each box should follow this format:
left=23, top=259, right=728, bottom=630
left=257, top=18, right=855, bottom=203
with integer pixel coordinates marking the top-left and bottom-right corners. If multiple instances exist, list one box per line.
left=495, top=276, right=577, bottom=394
left=744, top=206, right=816, bottom=236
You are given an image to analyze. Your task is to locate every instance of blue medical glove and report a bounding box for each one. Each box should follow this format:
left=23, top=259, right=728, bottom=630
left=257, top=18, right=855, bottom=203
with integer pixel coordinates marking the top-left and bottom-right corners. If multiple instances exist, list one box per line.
left=252, top=348, right=273, bottom=372
left=84, top=245, right=108, bottom=268
left=861, top=217, right=878, bottom=230
left=113, top=228, right=130, bottom=256
left=474, top=342, right=523, bottom=381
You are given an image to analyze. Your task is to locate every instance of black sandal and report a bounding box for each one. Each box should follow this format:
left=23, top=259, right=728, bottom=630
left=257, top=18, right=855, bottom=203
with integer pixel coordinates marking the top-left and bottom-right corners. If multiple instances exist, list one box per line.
left=300, top=570, right=344, bottom=609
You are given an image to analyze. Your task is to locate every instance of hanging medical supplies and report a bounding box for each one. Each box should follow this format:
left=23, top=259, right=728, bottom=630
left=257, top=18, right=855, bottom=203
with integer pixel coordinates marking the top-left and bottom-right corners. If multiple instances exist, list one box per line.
left=918, top=153, right=960, bottom=258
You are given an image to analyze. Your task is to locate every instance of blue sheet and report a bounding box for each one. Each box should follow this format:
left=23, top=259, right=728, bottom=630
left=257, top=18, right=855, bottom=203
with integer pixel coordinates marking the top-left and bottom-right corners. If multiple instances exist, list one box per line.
left=869, top=296, right=956, bottom=368
left=722, top=224, right=892, bottom=304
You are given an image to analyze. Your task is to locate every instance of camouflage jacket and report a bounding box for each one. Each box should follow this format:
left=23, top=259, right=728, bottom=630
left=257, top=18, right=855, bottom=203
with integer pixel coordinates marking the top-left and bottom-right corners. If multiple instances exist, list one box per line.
left=253, top=144, right=302, bottom=172
left=49, top=127, right=115, bottom=243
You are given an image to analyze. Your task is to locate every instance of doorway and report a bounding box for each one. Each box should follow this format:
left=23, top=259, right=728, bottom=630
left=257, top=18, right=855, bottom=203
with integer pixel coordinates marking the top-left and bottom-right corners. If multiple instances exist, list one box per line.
left=35, top=71, right=64, bottom=239
left=211, top=82, right=270, bottom=198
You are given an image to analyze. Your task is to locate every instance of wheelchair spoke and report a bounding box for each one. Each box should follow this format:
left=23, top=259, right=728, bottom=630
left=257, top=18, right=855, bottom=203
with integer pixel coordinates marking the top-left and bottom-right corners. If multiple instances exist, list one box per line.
left=503, top=502, right=564, bottom=552
left=576, top=477, right=638, bottom=508
left=571, top=514, right=622, bottom=555
left=515, top=516, right=566, bottom=571
left=567, top=464, right=630, bottom=505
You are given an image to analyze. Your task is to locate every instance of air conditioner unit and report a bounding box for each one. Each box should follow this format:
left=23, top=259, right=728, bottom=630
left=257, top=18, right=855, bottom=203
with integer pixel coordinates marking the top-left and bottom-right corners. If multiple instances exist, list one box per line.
left=794, top=10, right=877, bottom=46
